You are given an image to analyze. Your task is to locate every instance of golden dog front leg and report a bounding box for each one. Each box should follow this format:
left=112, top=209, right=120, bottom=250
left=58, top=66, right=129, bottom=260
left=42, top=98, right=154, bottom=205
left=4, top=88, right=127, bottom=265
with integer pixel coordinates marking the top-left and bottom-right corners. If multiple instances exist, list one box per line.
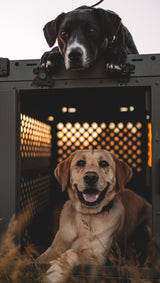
left=44, top=241, right=110, bottom=283
left=44, top=249, right=79, bottom=283
left=38, top=230, right=70, bottom=263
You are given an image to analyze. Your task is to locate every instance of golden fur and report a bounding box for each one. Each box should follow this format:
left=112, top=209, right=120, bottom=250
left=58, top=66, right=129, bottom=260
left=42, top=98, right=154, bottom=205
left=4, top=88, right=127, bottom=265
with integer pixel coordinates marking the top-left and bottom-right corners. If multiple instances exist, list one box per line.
left=38, top=150, right=152, bottom=283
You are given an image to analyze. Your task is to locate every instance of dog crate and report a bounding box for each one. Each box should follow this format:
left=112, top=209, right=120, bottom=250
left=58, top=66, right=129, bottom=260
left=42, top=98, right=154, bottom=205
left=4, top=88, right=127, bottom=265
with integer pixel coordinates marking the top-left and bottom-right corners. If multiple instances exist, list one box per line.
left=0, top=54, right=160, bottom=280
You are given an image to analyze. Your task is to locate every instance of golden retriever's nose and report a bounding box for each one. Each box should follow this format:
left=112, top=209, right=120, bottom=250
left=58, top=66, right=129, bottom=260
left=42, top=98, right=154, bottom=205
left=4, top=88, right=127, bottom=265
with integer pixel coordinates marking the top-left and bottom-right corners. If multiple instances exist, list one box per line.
left=84, top=171, right=99, bottom=185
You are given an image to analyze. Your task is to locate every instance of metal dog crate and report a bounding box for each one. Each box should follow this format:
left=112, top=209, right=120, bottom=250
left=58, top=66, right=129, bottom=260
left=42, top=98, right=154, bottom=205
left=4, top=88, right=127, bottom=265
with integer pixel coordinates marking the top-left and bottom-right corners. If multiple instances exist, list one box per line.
left=0, top=54, right=160, bottom=270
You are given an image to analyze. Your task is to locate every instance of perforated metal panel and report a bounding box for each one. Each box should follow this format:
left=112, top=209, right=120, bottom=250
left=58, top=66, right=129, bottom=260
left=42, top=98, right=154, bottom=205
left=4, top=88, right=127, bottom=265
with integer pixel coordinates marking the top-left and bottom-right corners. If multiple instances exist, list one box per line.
left=56, top=121, right=145, bottom=173
left=20, top=114, right=52, bottom=216
left=20, top=114, right=52, bottom=159
left=20, top=174, right=52, bottom=216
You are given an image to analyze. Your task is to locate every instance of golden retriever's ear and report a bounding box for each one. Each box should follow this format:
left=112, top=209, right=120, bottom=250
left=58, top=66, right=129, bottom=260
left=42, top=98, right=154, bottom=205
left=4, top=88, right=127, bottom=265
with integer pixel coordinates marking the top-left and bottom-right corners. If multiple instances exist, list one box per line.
left=54, top=151, right=77, bottom=192
left=111, top=153, right=133, bottom=190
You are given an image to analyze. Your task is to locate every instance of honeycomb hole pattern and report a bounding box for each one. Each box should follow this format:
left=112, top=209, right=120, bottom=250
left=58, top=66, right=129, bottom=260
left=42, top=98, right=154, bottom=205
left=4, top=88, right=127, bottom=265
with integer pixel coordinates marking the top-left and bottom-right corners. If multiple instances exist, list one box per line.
left=20, top=114, right=52, bottom=158
left=57, top=122, right=144, bottom=172
left=20, top=174, right=52, bottom=219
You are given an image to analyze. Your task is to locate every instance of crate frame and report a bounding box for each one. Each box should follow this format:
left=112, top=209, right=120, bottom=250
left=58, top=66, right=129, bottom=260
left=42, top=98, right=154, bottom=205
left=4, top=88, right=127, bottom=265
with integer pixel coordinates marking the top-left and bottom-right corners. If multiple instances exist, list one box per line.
left=0, top=54, right=160, bottom=245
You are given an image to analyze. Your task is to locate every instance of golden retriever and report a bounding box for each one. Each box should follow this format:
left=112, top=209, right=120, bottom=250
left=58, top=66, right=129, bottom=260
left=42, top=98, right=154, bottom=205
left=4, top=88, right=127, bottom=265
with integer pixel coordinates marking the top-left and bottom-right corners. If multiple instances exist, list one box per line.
left=38, top=149, right=152, bottom=283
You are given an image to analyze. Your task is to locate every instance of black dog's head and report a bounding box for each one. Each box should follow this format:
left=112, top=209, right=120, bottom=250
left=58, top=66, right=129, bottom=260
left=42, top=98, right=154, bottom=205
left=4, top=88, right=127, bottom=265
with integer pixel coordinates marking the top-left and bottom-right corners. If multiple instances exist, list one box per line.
left=43, top=6, right=121, bottom=70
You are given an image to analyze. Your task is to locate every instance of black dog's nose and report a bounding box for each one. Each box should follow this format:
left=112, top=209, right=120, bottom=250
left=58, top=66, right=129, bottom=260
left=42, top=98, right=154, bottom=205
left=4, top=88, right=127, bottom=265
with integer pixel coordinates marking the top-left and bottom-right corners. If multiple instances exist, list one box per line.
left=68, top=47, right=83, bottom=61
left=84, top=171, right=99, bottom=185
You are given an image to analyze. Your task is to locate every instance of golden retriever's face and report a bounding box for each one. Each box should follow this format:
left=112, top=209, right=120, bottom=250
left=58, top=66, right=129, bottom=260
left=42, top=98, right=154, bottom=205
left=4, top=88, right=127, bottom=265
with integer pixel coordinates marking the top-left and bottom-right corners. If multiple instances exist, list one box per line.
left=54, top=150, right=133, bottom=214
left=69, top=150, right=116, bottom=212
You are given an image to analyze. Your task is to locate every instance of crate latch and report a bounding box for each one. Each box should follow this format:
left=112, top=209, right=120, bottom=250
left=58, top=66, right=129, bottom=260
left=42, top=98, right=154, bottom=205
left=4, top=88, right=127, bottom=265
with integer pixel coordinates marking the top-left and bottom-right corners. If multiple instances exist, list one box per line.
left=32, top=67, right=54, bottom=87
left=0, top=58, right=10, bottom=77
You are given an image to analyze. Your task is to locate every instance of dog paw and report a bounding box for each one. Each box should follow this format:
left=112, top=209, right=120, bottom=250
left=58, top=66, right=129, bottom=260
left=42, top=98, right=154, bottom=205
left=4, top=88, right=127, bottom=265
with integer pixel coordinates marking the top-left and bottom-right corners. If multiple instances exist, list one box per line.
left=40, top=47, right=63, bottom=72
left=44, top=250, right=78, bottom=283
left=45, top=261, right=64, bottom=283
left=106, top=63, right=123, bottom=73
left=41, top=57, right=54, bottom=70
left=106, top=44, right=127, bottom=73
left=106, top=62, right=135, bottom=78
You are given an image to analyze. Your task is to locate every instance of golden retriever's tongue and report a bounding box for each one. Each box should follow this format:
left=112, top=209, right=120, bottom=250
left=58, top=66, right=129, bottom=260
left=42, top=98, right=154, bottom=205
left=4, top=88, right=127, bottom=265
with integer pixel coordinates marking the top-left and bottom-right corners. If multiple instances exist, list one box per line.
left=83, top=191, right=100, bottom=203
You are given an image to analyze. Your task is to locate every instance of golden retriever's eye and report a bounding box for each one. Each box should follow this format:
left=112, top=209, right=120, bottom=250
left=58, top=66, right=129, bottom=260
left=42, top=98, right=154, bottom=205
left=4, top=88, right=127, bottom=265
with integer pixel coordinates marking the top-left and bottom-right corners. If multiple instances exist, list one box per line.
left=76, top=160, right=86, bottom=167
left=99, top=160, right=109, bottom=168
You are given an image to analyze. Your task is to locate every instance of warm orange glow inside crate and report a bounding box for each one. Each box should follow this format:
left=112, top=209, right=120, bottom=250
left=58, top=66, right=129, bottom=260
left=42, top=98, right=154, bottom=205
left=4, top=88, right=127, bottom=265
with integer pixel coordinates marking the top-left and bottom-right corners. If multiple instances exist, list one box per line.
left=147, top=122, right=152, bottom=167
left=20, top=114, right=52, bottom=158
left=20, top=115, right=152, bottom=171
left=57, top=121, right=143, bottom=172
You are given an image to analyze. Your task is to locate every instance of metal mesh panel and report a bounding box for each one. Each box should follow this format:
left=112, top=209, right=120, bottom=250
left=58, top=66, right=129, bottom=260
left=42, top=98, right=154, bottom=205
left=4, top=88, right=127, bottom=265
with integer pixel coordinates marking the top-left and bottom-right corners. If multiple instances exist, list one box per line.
left=20, top=114, right=52, bottom=158
left=56, top=121, right=144, bottom=172
left=20, top=114, right=52, bottom=216
left=20, top=174, right=52, bottom=216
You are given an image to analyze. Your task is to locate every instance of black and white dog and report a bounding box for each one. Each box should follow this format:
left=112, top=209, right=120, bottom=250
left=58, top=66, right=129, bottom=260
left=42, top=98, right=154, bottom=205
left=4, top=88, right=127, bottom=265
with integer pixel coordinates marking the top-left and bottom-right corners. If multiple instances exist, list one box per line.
left=41, top=1, right=138, bottom=72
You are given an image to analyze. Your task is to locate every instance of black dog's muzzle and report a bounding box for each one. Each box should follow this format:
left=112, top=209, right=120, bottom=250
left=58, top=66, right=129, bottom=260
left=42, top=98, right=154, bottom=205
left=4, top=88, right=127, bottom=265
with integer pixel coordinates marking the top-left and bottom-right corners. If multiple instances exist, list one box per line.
left=67, top=47, right=86, bottom=71
left=68, top=47, right=83, bottom=62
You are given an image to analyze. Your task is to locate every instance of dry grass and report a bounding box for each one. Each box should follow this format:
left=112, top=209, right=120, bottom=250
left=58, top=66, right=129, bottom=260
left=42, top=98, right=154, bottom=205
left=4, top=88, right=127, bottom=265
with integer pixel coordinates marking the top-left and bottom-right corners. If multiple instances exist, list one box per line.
left=0, top=211, right=45, bottom=283
left=0, top=212, right=160, bottom=283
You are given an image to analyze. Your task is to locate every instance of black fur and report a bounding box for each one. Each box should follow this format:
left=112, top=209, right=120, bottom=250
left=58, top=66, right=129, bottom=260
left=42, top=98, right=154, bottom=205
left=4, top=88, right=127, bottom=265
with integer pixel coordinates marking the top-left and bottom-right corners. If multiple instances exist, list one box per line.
left=41, top=5, right=138, bottom=72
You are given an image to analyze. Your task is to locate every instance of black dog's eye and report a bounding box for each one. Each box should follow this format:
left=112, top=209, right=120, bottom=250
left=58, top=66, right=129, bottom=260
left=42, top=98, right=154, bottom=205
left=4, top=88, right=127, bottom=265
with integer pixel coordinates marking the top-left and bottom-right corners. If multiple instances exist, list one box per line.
left=76, top=160, right=86, bottom=167
left=87, top=27, right=96, bottom=35
left=60, top=31, right=68, bottom=39
left=99, top=160, right=109, bottom=168
left=88, top=28, right=95, bottom=33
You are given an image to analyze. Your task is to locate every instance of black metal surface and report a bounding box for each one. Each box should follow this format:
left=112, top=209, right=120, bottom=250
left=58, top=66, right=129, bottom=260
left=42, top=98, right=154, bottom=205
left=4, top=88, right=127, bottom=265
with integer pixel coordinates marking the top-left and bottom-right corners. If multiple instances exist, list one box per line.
left=0, top=54, right=160, bottom=87
left=0, top=89, right=20, bottom=235
left=0, top=58, right=10, bottom=77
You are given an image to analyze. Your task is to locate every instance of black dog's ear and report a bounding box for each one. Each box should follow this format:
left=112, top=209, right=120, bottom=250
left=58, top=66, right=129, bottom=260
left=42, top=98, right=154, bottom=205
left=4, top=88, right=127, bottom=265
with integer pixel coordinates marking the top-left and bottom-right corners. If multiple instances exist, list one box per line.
left=95, top=8, right=121, bottom=38
left=43, top=13, right=65, bottom=47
